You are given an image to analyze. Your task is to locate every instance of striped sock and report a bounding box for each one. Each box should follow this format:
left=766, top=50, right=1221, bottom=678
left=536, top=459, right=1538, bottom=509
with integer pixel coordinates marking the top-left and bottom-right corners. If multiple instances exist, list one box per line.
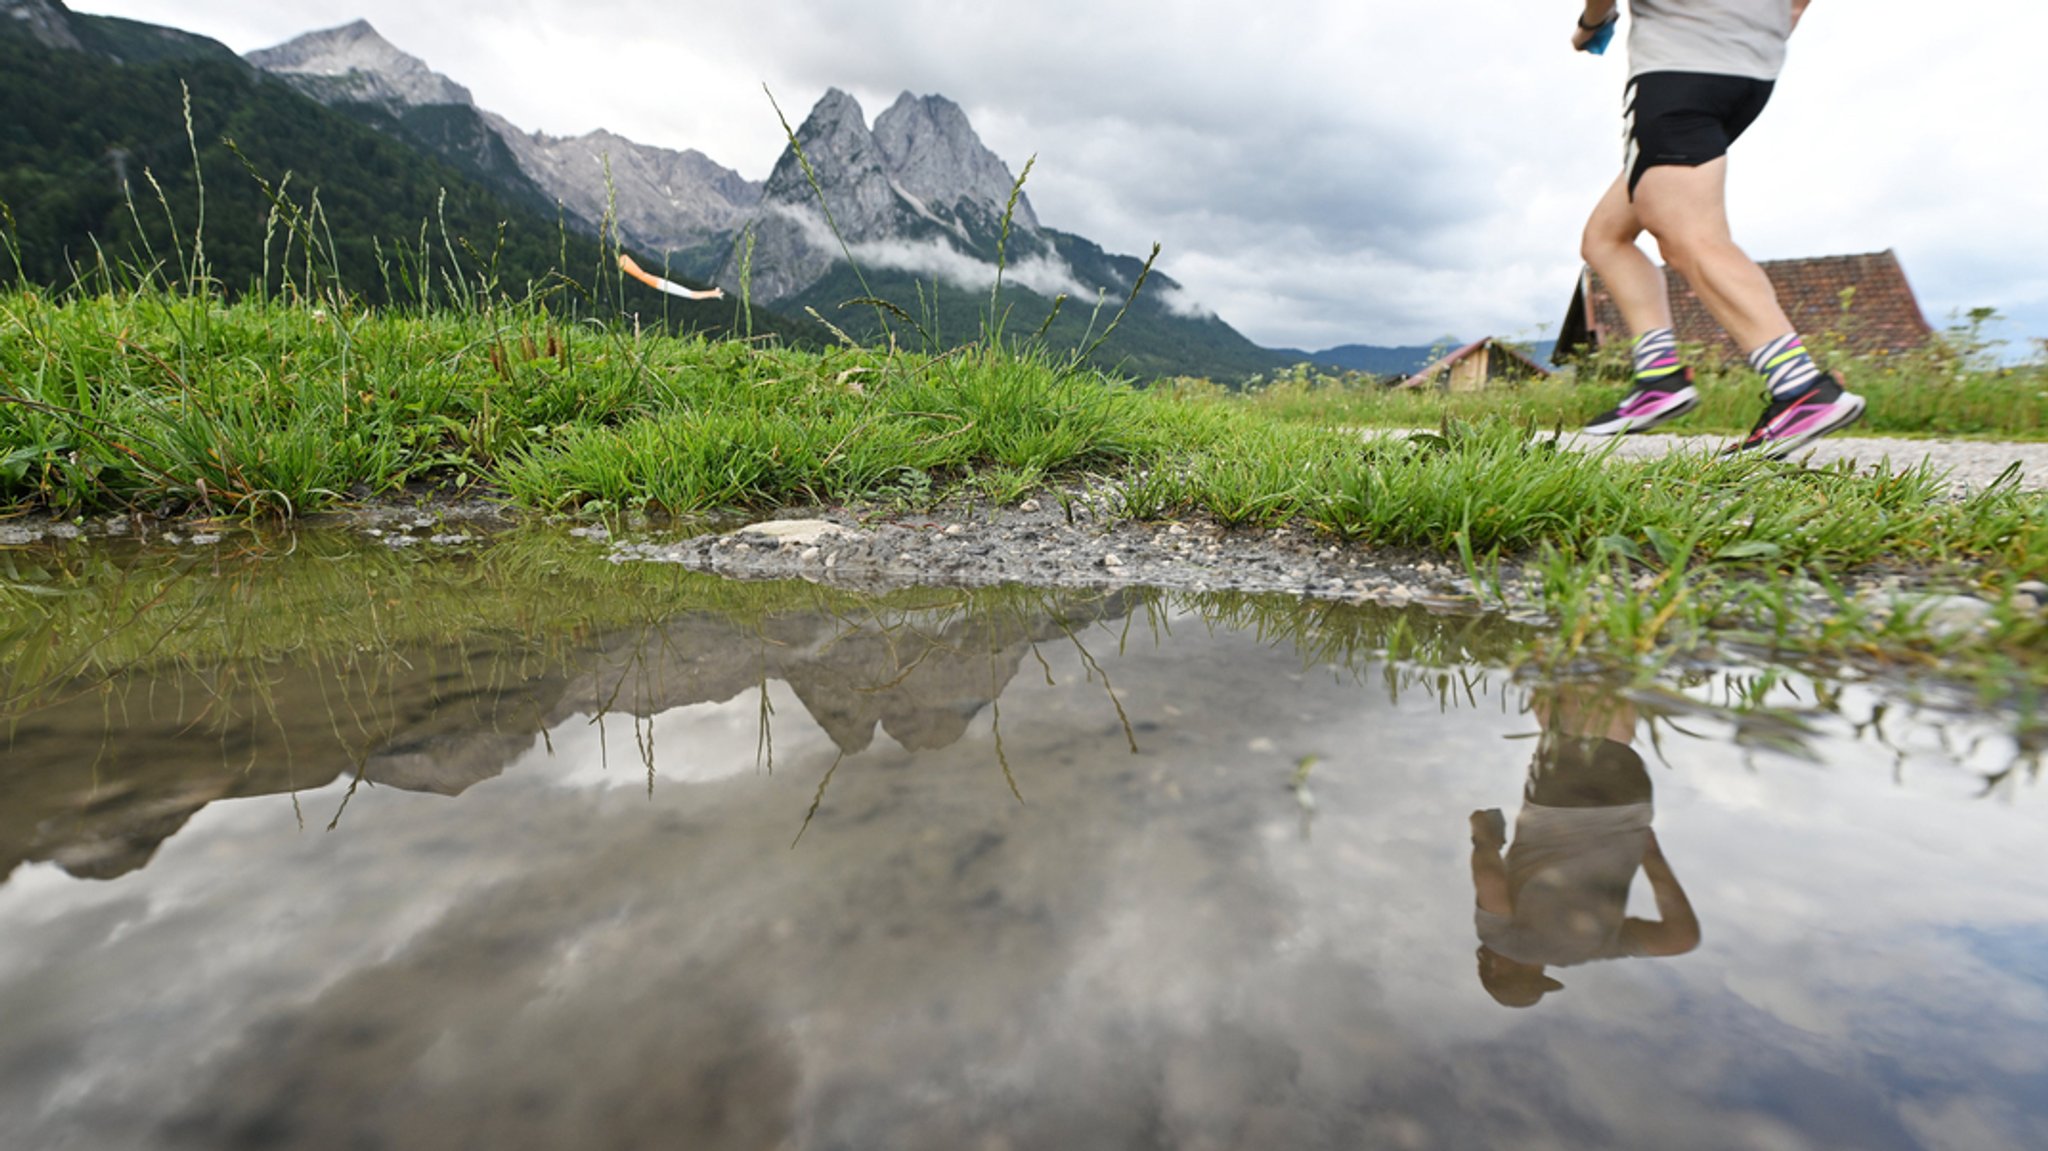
left=1748, top=333, right=1823, bottom=399
left=1631, top=328, right=1683, bottom=386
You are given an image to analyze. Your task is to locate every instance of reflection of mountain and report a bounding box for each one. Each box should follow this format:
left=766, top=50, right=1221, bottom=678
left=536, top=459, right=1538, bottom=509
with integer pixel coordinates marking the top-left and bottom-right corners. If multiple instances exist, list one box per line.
left=561, top=593, right=1132, bottom=755
left=0, top=591, right=1133, bottom=883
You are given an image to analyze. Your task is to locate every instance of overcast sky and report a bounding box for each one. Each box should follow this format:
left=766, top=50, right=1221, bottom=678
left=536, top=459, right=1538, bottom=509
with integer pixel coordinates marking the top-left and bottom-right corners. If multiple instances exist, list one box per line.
left=63, top=1, right=2048, bottom=354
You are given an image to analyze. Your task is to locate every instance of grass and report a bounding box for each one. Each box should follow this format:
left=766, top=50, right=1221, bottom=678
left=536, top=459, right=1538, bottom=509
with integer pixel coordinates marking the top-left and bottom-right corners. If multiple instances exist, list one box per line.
left=7, top=283, right=2048, bottom=683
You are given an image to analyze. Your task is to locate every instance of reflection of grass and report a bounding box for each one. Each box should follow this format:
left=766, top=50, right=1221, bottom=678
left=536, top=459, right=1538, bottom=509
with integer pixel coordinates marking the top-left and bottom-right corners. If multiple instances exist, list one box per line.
left=6, top=529, right=2035, bottom=846
left=0, top=529, right=1536, bottom=725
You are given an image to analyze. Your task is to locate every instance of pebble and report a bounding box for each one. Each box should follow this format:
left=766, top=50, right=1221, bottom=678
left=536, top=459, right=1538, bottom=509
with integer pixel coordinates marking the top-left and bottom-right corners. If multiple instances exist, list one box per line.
left=1861, top=591, right=1996, bottom=640
left=2015, top=580, right=2048, bottom=611
left=1103, top=553, right=1124, bottom=568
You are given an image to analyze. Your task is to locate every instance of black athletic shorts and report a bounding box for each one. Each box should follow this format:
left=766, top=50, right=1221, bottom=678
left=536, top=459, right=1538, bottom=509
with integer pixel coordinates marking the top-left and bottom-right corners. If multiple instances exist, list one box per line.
left=1625, top=71, right=1775, bottom=197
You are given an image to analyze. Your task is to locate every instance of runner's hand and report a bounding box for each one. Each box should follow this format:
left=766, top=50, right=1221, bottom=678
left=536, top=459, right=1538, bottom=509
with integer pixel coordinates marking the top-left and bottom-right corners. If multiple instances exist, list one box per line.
left=1572, top=9, right=1618, bottom=53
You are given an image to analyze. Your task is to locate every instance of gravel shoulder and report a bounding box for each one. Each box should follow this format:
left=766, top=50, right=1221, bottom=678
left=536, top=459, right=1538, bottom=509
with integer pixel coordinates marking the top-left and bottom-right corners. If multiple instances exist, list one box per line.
left=1537, top=430, right=2048, bottom=494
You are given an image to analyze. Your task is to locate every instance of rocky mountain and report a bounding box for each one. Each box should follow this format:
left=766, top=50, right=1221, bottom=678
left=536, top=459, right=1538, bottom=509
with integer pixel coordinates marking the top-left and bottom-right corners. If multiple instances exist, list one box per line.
left=482, top=120, right=761, bottom=264
left=731, top=88, right=1284, bottom=379
left=732, top=88, right=1054, bottom=303
left=248, top=21, right=759, bottom=267
left=247, top=19, right=471, bottom=107
left=244, top=23, right=1282, bottom=377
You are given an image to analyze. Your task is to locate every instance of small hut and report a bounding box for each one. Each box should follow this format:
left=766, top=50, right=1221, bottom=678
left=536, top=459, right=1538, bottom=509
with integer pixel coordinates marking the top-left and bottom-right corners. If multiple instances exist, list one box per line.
left=1398, top=338, right=1552, bottom=392
left=1555, top=249, right=1933, bottom=361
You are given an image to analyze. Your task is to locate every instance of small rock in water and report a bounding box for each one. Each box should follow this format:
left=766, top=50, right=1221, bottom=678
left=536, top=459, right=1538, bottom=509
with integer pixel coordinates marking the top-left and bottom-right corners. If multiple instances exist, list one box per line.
left=943, top=524, right=966, bottom=537
left=188, top=533, right=222, bottom=546
left=569, top=525, right=610, bottom=541
left=800, top=546, right=821, bottom=562
left=1019, top=499, right=1042, bottom=513
left=1102, top=553, right=1125, bottom=568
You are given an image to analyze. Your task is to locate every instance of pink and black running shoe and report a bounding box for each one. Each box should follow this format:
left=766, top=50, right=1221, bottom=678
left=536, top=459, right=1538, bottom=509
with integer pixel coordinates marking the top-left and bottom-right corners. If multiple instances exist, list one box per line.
left=1583, top=369, right=1700, bottom=436
left=1727, top=373, right=1867, bottom=459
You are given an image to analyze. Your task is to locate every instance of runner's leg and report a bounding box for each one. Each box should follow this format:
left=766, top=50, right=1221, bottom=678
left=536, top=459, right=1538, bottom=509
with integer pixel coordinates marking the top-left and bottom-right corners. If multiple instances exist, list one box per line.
left=1579, top=174, right=1700, bottom=435
left=1631, top=158, right=1791, bottom=354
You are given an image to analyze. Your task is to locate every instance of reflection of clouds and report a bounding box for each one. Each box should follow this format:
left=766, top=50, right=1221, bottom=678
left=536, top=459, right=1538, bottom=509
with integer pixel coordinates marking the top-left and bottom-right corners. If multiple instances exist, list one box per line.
left=2, top=623, right=2047, bottom=1146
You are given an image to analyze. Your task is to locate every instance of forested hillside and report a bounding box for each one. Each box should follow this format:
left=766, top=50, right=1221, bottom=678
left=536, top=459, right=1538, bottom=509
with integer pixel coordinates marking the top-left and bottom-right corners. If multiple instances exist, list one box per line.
left=0, top=16, right=811, bottom=342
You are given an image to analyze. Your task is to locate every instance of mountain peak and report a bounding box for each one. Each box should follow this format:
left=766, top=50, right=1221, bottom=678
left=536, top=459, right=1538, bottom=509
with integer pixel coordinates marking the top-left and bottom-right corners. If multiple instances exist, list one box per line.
left=873, top=91, right=1038, bottom=232
left=249, top=20, right=472, bottom=108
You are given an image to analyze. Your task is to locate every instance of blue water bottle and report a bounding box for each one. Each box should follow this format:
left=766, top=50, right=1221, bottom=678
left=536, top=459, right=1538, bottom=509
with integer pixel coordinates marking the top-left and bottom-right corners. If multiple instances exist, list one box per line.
left=1580, top=15, right=1618, bottom=56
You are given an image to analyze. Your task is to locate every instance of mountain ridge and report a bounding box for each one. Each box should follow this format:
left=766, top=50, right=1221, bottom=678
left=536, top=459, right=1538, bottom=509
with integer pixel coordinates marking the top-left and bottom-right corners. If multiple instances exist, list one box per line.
left=246, top=25, right=1284, bottom=378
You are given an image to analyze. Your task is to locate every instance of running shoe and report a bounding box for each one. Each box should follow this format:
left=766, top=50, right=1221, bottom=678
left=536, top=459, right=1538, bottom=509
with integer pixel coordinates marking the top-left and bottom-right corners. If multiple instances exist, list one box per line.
left=1582, top=369, right=1700, bottom=436
left=1726, top=372, right=1867, bottom=459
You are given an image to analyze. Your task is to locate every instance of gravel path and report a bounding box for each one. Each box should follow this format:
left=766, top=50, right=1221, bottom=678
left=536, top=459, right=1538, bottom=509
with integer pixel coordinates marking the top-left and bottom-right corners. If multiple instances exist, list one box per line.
left=1532, top=431, right=2048, bottom=494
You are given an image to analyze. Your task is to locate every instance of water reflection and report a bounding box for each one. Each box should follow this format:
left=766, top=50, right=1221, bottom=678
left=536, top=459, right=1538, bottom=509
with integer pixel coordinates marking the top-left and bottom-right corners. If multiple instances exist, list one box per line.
left=1471, top=687, right=1699, bottom=1008
left=1, top=531, right=2045, bottom=1150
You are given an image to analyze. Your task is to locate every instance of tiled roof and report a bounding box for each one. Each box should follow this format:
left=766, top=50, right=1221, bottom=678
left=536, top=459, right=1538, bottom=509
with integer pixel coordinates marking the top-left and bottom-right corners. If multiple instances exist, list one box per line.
left=1557, top=250, right=1934, bottom=360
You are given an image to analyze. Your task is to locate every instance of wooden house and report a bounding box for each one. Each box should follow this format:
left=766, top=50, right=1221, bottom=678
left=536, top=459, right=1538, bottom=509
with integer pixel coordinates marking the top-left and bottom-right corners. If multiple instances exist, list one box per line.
left=1398, top=337, right=1552, bottom=392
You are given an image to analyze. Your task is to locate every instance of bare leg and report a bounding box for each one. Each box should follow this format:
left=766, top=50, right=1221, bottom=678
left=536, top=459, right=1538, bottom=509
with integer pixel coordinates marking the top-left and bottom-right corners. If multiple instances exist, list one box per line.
left=1580, top=172, right=1673, bottom=336
left=1631, top=158, right=1792, bottom=353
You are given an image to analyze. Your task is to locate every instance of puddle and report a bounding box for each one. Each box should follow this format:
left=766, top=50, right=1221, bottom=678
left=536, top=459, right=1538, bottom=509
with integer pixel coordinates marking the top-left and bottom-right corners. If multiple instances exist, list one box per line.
left=1, top=530, right=2044, bottom=1150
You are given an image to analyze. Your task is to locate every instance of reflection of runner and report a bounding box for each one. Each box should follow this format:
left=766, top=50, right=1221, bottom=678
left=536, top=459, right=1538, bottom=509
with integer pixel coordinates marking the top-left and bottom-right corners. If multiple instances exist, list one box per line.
left=1469, top=689, right=1699, bottom=1007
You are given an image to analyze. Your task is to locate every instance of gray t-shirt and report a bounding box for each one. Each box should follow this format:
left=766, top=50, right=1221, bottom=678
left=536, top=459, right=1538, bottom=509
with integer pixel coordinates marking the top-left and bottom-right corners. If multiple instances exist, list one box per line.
left=1628, top=0, right=1793, bottom=81
left=1474, top=801, right=1655, bottom=968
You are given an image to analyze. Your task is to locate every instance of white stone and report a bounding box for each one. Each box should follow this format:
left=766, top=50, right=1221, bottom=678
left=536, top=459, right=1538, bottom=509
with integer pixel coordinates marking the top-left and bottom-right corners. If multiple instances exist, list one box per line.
left=732, top=519, right=860, bottom=547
